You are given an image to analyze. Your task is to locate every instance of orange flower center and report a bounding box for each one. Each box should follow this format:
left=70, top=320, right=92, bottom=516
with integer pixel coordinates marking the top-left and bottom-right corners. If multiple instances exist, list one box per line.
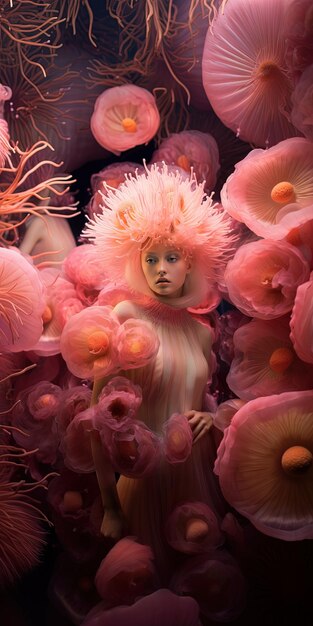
left=38, top=393, right=55, bottom=408
left=185, top=517, right=209, bottom=542
left=42, top=305, right=53, bottom=324
left=128, top=338, right=144, bottom=354
left=269, top=347, right=294, bottom=373
left=176, top=154, right=191, bottom=172
left=281, top=446, right=313, bottom=474
left=87, top=330, right=110, bottom=355
left=258, top=61, right=281, bottom=81
left=116, top=439, right=138, bottom=460
left=63, top=490, right=83, bottom=513
left=168, top=430, right=185, bottom=453
left=121, top=117, right=137, bottom=133
left=271, top=181, right=295, bottom=204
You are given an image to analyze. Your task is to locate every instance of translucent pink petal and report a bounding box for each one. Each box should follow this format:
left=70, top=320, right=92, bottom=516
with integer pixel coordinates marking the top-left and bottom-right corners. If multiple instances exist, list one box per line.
left=290, top=277, right=313, bottom=363
left=166, top=501, right=223, bottom=554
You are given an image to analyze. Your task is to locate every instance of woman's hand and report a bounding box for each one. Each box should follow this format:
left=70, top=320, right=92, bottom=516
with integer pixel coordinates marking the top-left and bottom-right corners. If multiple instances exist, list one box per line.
left=101, top=507, right=125, bottom=541
left=185, top=411, right=213, bottom=444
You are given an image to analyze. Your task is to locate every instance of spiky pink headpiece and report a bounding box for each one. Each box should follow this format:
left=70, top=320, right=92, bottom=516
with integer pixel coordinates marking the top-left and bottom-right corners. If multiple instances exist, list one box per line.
left=84, top=164, right=233, bottom=304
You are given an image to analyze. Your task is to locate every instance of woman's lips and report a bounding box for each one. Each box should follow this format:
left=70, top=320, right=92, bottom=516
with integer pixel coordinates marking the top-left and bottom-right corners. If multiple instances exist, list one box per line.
left=156, top=278, right=170, bottom=284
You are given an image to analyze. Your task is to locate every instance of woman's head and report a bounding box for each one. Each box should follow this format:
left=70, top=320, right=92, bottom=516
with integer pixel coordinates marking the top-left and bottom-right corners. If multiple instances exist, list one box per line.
left=141, top=242, right=191, bottom=299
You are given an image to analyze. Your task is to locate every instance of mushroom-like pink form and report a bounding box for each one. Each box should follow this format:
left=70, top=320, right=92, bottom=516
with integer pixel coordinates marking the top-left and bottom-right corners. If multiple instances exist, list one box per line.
left=227, top=317, right=313, bottom=400
left=150, top=130, right=220, bottom=192
left=290, top=276, right=313, bottom=364
left=224, top=238, right=310, bottom=319
left=202, top=0, right=298, bottom=147
left=88, top=162, right=145, bottom=219
left=60, top=306, right=120, bottom=380
left=291, top=64, right=313, bottom=141
left=215, top=391, right=313, bottom=540
left=90, top=85, right=160, bottom=155
left=0, top=248, right=44, bottom=352
left=165, top=501, right=223, bottom=554
left=221, top=138, right=313, bottom=239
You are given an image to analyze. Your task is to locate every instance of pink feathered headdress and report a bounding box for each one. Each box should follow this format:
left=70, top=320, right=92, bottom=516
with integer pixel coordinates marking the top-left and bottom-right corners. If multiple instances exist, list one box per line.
left=84, top=164, right=234, bottom=306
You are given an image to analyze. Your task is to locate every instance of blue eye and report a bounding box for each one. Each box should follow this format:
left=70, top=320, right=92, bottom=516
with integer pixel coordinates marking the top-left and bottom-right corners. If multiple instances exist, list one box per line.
left=168, top=255, right=178, bottom=262
left=146, top=257, right=157, bottom=264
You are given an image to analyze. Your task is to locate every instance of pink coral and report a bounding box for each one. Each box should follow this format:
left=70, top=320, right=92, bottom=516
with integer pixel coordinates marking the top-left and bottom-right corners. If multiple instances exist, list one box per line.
left=166, top=502, right=223, bottom=554
left=221, top=138, right=313, bottom=240
left=227, top=317, right=313, bottom=400
left=116, top=319, right=160, bottom=370
left=151, top=130, right=220, bottom=192
left=202, top=0, right=298, bottom=147
left=90, top=85, right=160, bottom=155
left=290, top=276, right=313, bottom=364
left=224, top=239, right=309, bottom=319
left=215, top=391, right=313, bottom=540
left=60, top=306, right=120, bottom=380
left=162, top=413, right=192, bottom=464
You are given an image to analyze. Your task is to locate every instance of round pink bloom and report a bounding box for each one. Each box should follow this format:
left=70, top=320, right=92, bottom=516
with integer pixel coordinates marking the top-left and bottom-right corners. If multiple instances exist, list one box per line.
left=81, top=589, right=200, bottom=626
left=56, top=385, right=92, bottom=436
left=116, top=319, right=160, bottom=370
left=90, top=85, right=160, bottom=155
left=61, top=407, right=97, bottom=473
left=95, top=537, right=157, bottom=606
left=88, top=162, right=145, bottom=219
left=290, top=277, right=313, bottom=364
left=166, top=502, right=223, bottom=554
left=170, top=550, right=246, bottom=622
left=227, top=317, right=313, bottom=400
left=285, top=218, right=313, bottom=269
left=96, top=376, right=142, bottom=423
left=60, top=306, right=120, bottom=380
left=102, top=419, right=162, bottom=479
left=214, top=399, right=246, bottom=432
left=221, top=138, right=313, bottom=240
left=0, top=248, right=44, bottom=352
left=62, top=244, right=109, bottom=291
left=97, top=283, right=133, bottom=308
left=202, top=0, right=298, bottom=147
left=162, top=413, right=192, bottom=464
left=151, top=130, right=220, bottom=192
left=224, top=239, right=309, bottom=319
left=187, top=282, right=221, bottom=315
left=214, top=391, right=313, bottom=540
left=291, top=64, right=313, bottom=140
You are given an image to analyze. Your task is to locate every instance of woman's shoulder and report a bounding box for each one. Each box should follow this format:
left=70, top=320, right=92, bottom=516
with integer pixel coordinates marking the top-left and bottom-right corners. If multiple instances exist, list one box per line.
left=113, top=299, right=141, bottom=322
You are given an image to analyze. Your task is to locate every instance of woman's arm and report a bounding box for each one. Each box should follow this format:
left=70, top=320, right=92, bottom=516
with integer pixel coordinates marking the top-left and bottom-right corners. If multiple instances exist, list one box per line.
left=186, top=319, right=214, bottom=444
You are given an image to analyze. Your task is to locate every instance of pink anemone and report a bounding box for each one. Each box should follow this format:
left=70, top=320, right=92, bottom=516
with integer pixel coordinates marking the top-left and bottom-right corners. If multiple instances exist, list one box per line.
left=150, top=130, right=220, bottom=192
left=116, top=319, right=160, bottom=370
left=60, top=306, right=120, bottom=380
left=165, top=501, right=223, bottom=554
left=215, top=391, right=313, bottom=540
left=227, top=317, right=313, bottom=400
left=224, top=239, right=309, bottom=319
left=202, top=0, right=299, bottom=147
left=290, top=276, right=313, bottom=364
left=61, top=407, right=97, bottom=474
left=0, top=248, right=45, bottom=352
left=221, top=138, right=313, bottom=239
left=90, top=85, right=160, bottom=155
left=88, top=162, right=145, bottom=219
left=162, top=413, right=192, bottom=465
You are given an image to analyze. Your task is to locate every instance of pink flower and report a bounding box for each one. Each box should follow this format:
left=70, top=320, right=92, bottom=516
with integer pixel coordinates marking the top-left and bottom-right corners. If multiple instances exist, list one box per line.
left=187, top=282, right=221, bottom=315
left=166, top=502, right=223, bottom=554
left=61, top=407, right=97, bottom=473
left=151, top=130, right=220, bottom=192
left=102, top=419, right=161, bottom=479
left=227, top=317, right=313, bottom=400
left=88, top=162, right=145, bottom=219
left=224, top=239, right=309, bottom=319
left=202, top=0, right=297, bottom=147
left=221, top=138, right=313, bottom=239
left=90, top=85, right=160, bottom=155
left=95, top=537, right=157, bottom=606
left=214, top=391, right=313, bottom=540
left=214, top=399, right=246, bottom=432
left=56, top=385, right=92, bottom=436
left=284, top=0, right=313, bottom=80
left=285, top=218, right=313, bottom=269
left=96, top=283, right=132, bottom=308
left=162, top=413, right=192, bottom=464
left=0, top=248, right=44, bottom=352
left=290, top=276, right=313, bottom=364
left=291, top=64, right=313, bottom=141
left=96, top=376, right=142, bottom=423
left=60, top=306, right=120, bottom=380
left=170, top=550, right=246, bottom=622
left=62, top=244, right=109, bottom=291
left=116, top=319, right=159, bottom=370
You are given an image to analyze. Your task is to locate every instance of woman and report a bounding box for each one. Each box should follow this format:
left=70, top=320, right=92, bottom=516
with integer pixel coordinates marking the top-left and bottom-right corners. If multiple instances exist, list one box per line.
left=84, top=164, right=233, bottom=579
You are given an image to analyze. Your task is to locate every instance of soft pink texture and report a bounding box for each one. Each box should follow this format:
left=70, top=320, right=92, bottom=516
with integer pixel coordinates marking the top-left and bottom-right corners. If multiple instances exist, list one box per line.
left=213, top=399, right=246, bottom=432
left=56, top=385, right=92, bottom=436
left=291, top=64, right=313, bottom=140
left=151, top=130, right=220, bottom=192
left=290, top=277, right=313, bottom=364
left=217, top=310, right=250, bottom=365
left=202, top=0, right=298, bottom=147
left=170, top=550, right=246, bottom=621
left=165, top=501, right=223, bottom=554
left=60, top=306, right=120, bottom=380
left=227, top=317, right=313, bottom=400
left=81, top=589, right=201, bottom=626
left=162, top=413, right=193, bottom=464
left=116, top=319, right=160, bottom=370
left=214, top=391, right=313, bottom=540
left=284, top=0, right=313, bottom=80
left=97, top=283, right=133, bottom=308
left=286, top=219, right=313, bottom=268
left=61, top=407, right=97, bottom=473
left=0, top=248, right=44, bottom=352
left=221, top=138, right=313, bottom=239
left=62, top=244, right=109, bottom=291
left=90, top=85, right=160, bottom=155
left=88, top=162, right=145, bottom=219
left=95, top=537, right=157, bottom=606
left=224, top=239, right=309, bottom=319
left=96, top=376, right=142, bottom=421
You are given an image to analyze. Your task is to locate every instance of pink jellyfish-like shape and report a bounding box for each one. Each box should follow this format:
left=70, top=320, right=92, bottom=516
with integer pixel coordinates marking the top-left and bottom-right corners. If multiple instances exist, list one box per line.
left=290, top=276, right=313, bottom=364
left=291, top=64, right=313, bottom=141
left=202, top=0, right=299, bottom=147
left=90, top=84, right=160, bottom=155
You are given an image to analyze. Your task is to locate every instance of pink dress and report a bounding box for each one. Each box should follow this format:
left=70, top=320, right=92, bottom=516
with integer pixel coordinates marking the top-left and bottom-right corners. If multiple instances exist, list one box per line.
left=116, top=297, right=226, bottom=580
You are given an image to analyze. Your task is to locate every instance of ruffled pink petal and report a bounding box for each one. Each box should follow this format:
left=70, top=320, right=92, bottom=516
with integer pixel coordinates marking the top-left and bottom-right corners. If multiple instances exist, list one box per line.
left=291, top=64, right=313, bottom=140
left=166, top=501, right=223, bottom=554
left=290, top=277, right=313, bottom=363
left=116, top=319, right=160, bottom=370
left=162, top=413, right=192, bottom=464
left=88, top=162, right=145, bottom=219
left=61, top=407, right=97, bottom=473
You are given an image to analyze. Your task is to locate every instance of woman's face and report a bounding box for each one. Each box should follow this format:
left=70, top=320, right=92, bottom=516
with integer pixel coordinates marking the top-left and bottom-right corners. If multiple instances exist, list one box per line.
left=141, top=242, right=191, bottom=298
